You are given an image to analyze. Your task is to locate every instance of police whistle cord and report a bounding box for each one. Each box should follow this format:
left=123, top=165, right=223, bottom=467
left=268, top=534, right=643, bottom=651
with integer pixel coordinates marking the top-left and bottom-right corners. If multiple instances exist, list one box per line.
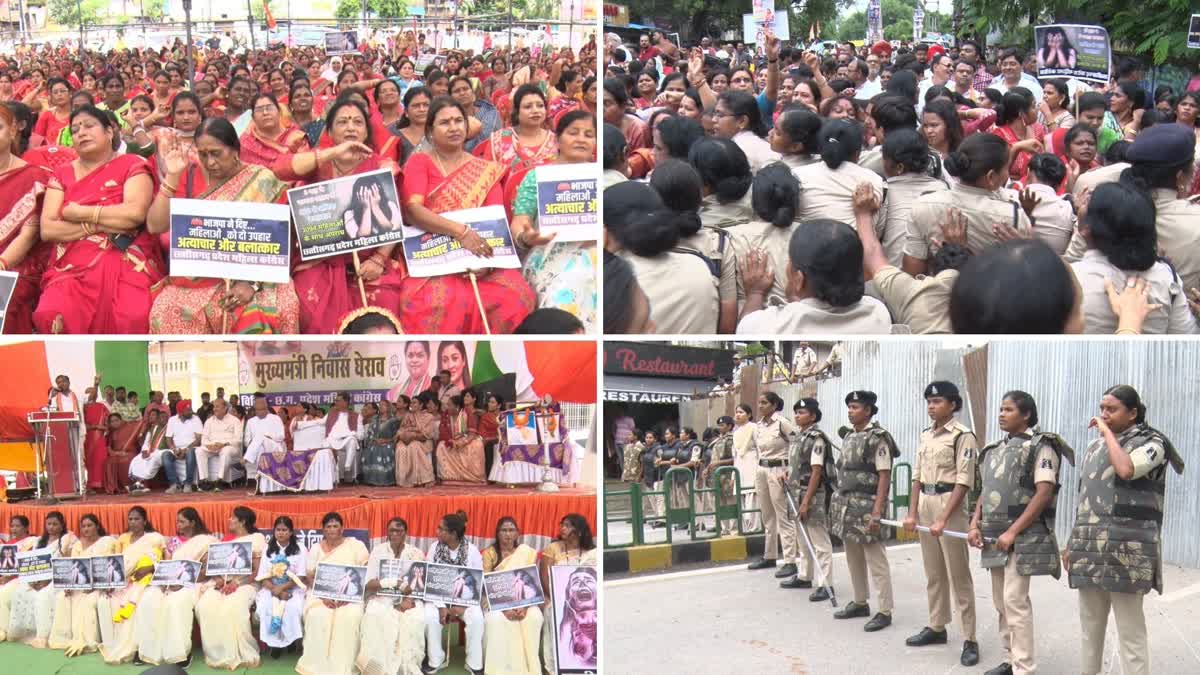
left=783, top=486, right=838, bottom=607
left=877, top=518, right=996, bottom=544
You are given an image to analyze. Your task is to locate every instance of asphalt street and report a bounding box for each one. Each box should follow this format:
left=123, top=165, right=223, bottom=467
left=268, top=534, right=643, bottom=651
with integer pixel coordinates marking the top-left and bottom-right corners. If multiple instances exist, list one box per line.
left=605, top=542, right=1200, bottom=674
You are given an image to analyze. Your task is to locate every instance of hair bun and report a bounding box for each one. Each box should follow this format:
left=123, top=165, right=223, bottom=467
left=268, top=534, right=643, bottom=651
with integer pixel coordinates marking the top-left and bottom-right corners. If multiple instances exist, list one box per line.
left=943, top=150, right=971, bottom=177
left=456, top=509, right=469, bottom=524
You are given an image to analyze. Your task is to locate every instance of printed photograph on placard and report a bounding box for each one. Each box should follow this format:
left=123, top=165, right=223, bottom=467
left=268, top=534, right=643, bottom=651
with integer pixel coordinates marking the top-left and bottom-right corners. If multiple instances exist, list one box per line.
left=551, top=565, right=598, bottom=674
left=206, top=541, right=254, bottom=576
left=51, top=558, right=92, bottom=590
left=151, top=559, right=201, bottom=587
left=483, top=564, right=545, bottom=612
left=423, top=562, right=484, bottom=607
left=17, top=548, right=52, bottom=582
left=90, top=555, right=127, bottom=590
left=0, top=544, right=16, bottom=573
left=288, top=170, right=405, bottom=261
left=313, top=562, right=368, bottom=603
left=377, top=559, right=427, bottom=599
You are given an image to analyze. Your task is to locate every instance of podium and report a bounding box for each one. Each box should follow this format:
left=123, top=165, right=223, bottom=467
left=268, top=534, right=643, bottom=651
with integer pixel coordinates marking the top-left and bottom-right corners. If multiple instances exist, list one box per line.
left=27, top=410, right=83, bottom=500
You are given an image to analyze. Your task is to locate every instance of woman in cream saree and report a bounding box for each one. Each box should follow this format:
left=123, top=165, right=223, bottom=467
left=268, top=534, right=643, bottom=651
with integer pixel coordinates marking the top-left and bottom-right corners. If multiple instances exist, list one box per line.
left=48, top=514, right=117, bottom=655
left=195, top=506, right=267, bottom=669
left=0, top=516, right=38, bottom=641
left=97, top=506, right=166, bottom=664
left=296, top=512, right=369, bottom=675
left=357, top=517, right=426, bottom=675
left=395, top=392, right=438, bottom=487
left=482, top=517, right=544, bottom=675
left=134, top=507, right=216, bottom=666
left=436, top=396, right=487, bottom=484
left=8, top=511, right=78, bottom=647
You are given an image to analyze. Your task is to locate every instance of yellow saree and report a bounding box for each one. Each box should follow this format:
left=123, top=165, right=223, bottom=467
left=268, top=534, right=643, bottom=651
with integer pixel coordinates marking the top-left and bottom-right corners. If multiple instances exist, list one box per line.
left=48, top=535, right=118, bottom=654
left=97, top=530, right=166, bottom=664
left=133, top=533, right=216, bottom=665
left=483, top=544, right=543, bottom=675
left=195, top=531, right=267, bottom=669
left=357, top=541, right=426, bottom=675
left=296, top=537, right=369, bottom=675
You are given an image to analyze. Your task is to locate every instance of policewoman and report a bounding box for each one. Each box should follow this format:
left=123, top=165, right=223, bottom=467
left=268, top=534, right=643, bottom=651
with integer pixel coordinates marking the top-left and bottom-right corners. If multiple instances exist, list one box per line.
left=746, top=392, right=800, bottom=574
left=904, top=381, right=980, bottom=666
left=1064, top=385, right=1184, bottom=675
left=969, top=390, right=1075, bottom=675
left=829, top=390, right=897, bottom=631
left=780, top=398, right=836, bottom=602
left=703, top=416, right=738, bottom=535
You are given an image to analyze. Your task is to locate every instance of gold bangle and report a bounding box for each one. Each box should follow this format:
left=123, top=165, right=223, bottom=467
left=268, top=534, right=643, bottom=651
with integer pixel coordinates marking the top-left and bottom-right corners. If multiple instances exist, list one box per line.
left=162, top=180, right=179, bottom=192
left=1115, top=328, right=1141, bottom=336
left=92, top=206, right=101, bottom=223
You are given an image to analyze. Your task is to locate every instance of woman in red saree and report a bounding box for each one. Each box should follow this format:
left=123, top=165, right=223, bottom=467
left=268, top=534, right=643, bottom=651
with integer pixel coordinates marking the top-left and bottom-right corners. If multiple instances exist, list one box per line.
left=472, top=84, right=558, bottom=182
left=104, top=413, right=141, bottom=495
left=238, top=94, right=307, bottom=174
left=990, top=91, right=1043, bottom=185
left=146, top=119, right=301, bottom=334
left=399, top=98, right=536, bottom=334
left=0, top=105, right=53, bottom=334
left=33, top=105, right=162, bottom=334
left=82, top=394, right=109, bottom=493
left=273, top=98, right=405, bottom=334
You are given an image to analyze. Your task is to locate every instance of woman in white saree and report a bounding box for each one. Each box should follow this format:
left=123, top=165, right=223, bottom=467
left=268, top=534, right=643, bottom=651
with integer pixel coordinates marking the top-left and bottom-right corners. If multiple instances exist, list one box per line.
left=357, top=516, right=426, bottom=675
left=0, top=515, right=38, bottom=642
left=48, top=513, right=117, bottom=655
left=195, top=505, right=267, bottom=669
left=8, top=510, right=78, bottom=647
left=482, top=516, right=544, bottom=675
left=296, top=511, right=369, bottom=675
left=97, top=506, right=166, bottom=664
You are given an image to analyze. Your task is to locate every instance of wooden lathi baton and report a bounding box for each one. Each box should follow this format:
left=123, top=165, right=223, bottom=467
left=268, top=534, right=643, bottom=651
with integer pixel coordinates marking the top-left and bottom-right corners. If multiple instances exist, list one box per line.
left=783, top=486, right=837, bottom=607
left=467, top=269, right=492, bottom=335
left=222, top=279, right=231, bottom=334
left=351, top=251, right=369, bottom=307
left=878, top=518, right=995, bottom=543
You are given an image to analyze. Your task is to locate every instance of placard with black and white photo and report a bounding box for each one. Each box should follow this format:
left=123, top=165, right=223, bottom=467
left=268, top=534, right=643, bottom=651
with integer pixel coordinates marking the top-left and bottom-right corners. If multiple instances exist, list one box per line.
left=312, top=562, right=367, bottom=603
left=377, top=559, right=427, bottom=599
left=484, top=564, right=545, bottom=612
left=151, top=560, right=200, bottom=588
left=90, top=555, right=126, bottom=590
left=52, top=558, right=93, bottom=590
left=206, top=541, right=254, bottom=576
left=423, top=562, right=483, bottom=608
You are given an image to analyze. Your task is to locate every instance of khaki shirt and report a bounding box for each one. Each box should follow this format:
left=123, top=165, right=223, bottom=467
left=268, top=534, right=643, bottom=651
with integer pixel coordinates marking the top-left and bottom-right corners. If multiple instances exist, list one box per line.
left=857, top=147, right=886, bottom=179
left=678, top=226, right=744, bottom=307
left=913, top=418, right=977, bottom=487
left=1151, top=189, right=1200, bottom=295
left=699, top=192, right=754, bottom=229
left=621, top=250, right=719, bottom=334
left=885, top=173, right=949, bottom=267
left=732, top=130, right=782, bottom=173
left=872, top=265, right=956, bottom=334
left=781, top=154, right=821, bottom=171
left=727, top=219, right=797, bottom=304
left=793, top=161, right=886, bottom=235
left=905, top=183, right=1031, bottom=260
left=1031, top=444, right=1060, bottom=485
left=1127, top=431, right=1168, bottom=479
left=1025, top=183, right=1076, bottom=255
left=736, top=296, right=892, bottom=335
left=1071, top=250, right=1197, bottom=334
left=753, top=413, right=798, bottom=462
left=1071, top=162, right=1128, bottom=197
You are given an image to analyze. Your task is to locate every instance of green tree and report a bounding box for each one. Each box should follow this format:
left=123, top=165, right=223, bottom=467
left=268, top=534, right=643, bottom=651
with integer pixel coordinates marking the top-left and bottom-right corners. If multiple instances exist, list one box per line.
left=836, top=0, right=949, bottom=43
left=48, top=0, right=105, bottom=26
left=334, top=0, right=407, bottom=20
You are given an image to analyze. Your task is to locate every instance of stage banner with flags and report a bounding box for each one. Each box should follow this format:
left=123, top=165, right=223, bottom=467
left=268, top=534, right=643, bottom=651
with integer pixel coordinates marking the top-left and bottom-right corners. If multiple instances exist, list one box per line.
left=264, top=0, right=277, bottom=29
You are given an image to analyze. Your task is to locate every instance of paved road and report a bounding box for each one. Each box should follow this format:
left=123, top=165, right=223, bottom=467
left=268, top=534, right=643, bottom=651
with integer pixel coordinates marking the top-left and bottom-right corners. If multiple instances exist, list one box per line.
left=605, top=542, right=1200, bottom=674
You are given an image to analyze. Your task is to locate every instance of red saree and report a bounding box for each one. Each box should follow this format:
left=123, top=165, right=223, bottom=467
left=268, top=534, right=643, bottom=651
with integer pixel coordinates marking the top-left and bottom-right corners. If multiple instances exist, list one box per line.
left=0, top=163, right=52, bottom=334
left=398, top=153, right=535, bottom=334
left=104, top=421, right=142, bottom=494
left=273, top=151, right=406, bottom=334
left=239, top=125, right=307, bottom=175
left=83, top=402, right=109, bottom=491
left=32, top=154, right=165, bottom=334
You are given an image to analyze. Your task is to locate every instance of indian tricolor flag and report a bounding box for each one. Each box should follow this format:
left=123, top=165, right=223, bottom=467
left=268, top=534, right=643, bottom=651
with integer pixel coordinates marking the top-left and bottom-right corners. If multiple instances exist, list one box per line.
left=471, top=341, right=595, bottom=404
left=0, top=341, right=150, bottom=469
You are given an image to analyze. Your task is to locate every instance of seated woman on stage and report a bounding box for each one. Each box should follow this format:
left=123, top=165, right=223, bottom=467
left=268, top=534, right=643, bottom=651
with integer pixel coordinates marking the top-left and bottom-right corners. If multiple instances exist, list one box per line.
left=358, top=517, right=426, bottom=675
left=255, top=516, right=306, bottom=659
left=145, top=118, right=301, bottom=334
left=134, top=506, right=216, bottom=667
left=97, top=506, right=165, bottom=665
left=296, top=511, right=369, bottom=675
left=539, top=513, right=598, bottom=673
left=424, top=511, right=485, bottom=674
left=482, top=516, right=544, bottom=675
left=8, top=510, right=77, bottom=647
left=48, top=513, right=116, bottom=655
left=0, top=516, right=38, bottom=641
left=395, top=391, right=438, bottom=488
left=360, top=400, right=402, bottom=486
left=195, top=506, right=267, bottom=669
left=436, top=394, right=487, bottom=484
left=103, top=413, right=142, bottom=495
left=33, top=105, right=162, bottom=334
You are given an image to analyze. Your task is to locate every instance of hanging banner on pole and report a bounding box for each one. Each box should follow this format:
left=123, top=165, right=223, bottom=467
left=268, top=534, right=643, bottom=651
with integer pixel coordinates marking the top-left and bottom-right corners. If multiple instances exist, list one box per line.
left=913, top=6, right=925, bottom=43
left=866, top=0, right=883, bottom=44
left=1188, top=14, right=1200, bottom=49
left=1033, top=25, right=1111, bottom=84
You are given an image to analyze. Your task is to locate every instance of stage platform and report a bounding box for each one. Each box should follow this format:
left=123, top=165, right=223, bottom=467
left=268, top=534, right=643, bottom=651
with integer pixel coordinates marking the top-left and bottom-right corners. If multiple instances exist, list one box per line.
left=0, top=482, right=597, bottom=546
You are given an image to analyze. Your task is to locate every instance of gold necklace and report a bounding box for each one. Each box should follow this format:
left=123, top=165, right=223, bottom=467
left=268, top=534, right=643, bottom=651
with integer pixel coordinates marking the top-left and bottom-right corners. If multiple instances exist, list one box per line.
left=432, top=148, right=464, bottom=176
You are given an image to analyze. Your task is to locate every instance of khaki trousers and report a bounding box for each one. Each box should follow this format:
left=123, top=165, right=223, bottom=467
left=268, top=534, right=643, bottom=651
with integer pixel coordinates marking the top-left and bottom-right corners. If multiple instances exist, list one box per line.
left=845, top=540, right=893, bottom=613
left=917, top=491, right=977, bottom=639
left=755, top=466, right=797, bottom=563
left=796, top=518, right=834, bottom=584
left=1078, top=587, right=1147, bottom=675
left=990, top=554, right=1034, bottom=673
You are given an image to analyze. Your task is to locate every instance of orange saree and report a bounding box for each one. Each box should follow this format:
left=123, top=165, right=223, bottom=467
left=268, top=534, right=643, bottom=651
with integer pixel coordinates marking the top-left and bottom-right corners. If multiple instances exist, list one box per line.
left=0, top=163, right=51, bottom=334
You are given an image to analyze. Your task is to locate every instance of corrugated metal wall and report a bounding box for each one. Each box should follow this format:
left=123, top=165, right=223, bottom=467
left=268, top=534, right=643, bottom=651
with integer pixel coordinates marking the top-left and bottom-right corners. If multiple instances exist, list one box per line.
left=985, top=341, right=1200, bottom=568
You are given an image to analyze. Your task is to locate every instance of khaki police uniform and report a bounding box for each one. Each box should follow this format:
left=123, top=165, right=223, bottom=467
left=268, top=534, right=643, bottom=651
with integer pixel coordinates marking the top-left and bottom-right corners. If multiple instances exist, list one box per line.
left=884, top=173, right=949, bottom=267
left=905, top=183, right=1032, bottom=263
left=728, top=220, right=799, bottom=305
left=790, top=424, right=834, bottom=585
left=753, top=412, right=800, bottom=564
left=620, top=250, right=719, bottom=334
left=1070, top=250, right=1197, bottom=334
left=872, top=266, right=957, bottom=335
left=913, top=417, right=978, bottom=641
left=793, top=161, right=887, bottom=236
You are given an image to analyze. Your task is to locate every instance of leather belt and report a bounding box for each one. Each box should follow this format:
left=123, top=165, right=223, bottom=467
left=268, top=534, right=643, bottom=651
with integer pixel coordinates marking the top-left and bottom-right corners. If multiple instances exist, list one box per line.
left=759, top=459, right=788, bottom=468
left=921, top=482, right=956, bottom=495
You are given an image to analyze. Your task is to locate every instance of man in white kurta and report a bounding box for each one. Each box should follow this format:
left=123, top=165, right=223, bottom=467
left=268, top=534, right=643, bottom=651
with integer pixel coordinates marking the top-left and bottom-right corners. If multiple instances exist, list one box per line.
left=164, top=401, right=203, bottom=493
left=47, top=375, right=84, bottom=488
left=324, top=393, right=363, bottom=483
left=128, top=410, right=167, bottom=491
left=242, top=394, right=284, bottom=480
left=197, top=399, right=242, bottom=489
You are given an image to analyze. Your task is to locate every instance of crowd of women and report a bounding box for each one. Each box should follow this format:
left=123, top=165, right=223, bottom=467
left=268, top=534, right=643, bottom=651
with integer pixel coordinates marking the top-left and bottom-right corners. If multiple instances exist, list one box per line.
left=0, top=506, right=596, bottom=674
left=0, top=35, right=599, bottom=335
left=602, top=33, right=1200, bottom=335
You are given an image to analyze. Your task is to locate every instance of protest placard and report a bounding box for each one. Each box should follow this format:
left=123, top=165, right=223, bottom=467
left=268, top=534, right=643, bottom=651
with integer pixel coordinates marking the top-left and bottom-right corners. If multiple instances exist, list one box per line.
left=169, top=199, right=292, bottom=284
left=400, top=205, right=521, bottom=278
left=504, top=409, right=541, bottom=447
left=423, top=562, right=484, bottom=607
left=206, top=541, right=254, bottom=576
left=312, top=562, right=367, bottom=603
left=0, top=270, right=16, bottom=334
left=90, top=555, right=126, bottom=590
left=550, top=565, right=598, bottom=674
left=1190, top=14, right=1200, bottom=49
left=151, top=559, right=200, bottom=587
left=0, top=544, right=17, bottom=574
left=325, top=30, right=359, bottom=55
left=17, top=548, right=51, bottom=583
left=52, top=558, right=92, bottom=590
left=288, top=169, right=405, bottom=261
left=740, top=11, right=789, bottom=44
left=484, top=564, right=544, bottom=611
left=1034, top=25, right=1111, bottom=84
left=534, top=164, right=597, bottom=243
left=377, top=559, right=427, bottom=599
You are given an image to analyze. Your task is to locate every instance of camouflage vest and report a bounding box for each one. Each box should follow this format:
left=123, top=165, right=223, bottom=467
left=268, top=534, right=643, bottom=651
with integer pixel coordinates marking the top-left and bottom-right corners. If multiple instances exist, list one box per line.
left=1067, top=424, right=1181, bottom=595
left=789, top=425, right=836, bottom=499
left=977, top=432, right=1070, bottom=577
left=710, top=434, right=734, bottom=463
left=837, top=424, right=898, bottom=497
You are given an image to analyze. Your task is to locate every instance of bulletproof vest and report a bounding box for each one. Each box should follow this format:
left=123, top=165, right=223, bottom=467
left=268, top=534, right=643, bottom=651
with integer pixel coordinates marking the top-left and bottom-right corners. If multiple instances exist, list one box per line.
left=977, top=432, right=1067, bottom=577
left=837, top=423, right=898, bottom=496
left=711, top=434, right=734, bottom=463
left=701, top=440, right=714, bottom=467
left=1067, top=424, right=1181, bottom=595
left=789, top=426, right=835, bottom=497
left=640, top=444, right=660, bottom=484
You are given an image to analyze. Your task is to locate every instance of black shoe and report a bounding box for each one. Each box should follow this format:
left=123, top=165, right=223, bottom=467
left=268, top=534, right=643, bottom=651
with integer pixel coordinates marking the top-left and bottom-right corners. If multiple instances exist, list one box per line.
left=747, top=558, right=777, bottom=570
left=287, top=640, right=299, bottom=654
left=132, top=655, right=146, bottom=666
left=178, top=653, right=193, bottom=668
left=779, top=576, right=812, bottom=589
left=864, top=612, right=892, bottom=632
left=833, top=601, right=870, bottom=619
left=984, top=663, right=1013, bottom=675
left=421, top=659, right=448, bottom=674
left=271, top=647, right=282, bottom=659
left=961, top=640, right=980, bottom=666
left=774, top=563, right=798, bottom=578
left=673, top=524, right=688, bottom=531
left=906, top=627, right=949, bottom=646
left=809, top=587, right=831, bottom=602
